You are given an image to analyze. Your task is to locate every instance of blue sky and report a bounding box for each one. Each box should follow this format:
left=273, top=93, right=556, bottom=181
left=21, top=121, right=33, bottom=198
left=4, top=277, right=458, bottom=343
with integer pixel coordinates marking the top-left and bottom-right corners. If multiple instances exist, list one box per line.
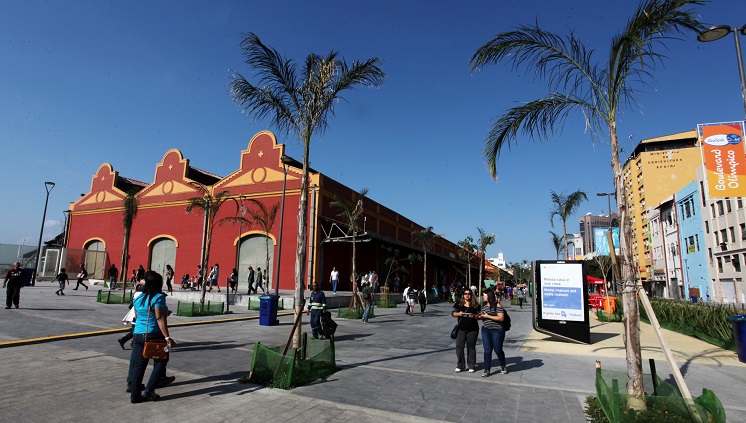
left=2, top=0, right=744, bottom=262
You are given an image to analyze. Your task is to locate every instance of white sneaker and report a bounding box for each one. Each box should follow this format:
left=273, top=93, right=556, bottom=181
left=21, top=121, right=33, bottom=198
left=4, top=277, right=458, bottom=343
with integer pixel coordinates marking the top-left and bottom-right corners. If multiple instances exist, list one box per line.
left=468, top=369, right=475, bottom=373
left=454, top=368, right=462, bottom=372
left=500, top=366, right=508, bottom=374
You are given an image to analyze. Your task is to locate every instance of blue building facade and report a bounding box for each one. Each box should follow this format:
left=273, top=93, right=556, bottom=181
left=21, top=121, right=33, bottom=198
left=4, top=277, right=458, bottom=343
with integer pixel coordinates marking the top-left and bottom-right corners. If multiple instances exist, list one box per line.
left=676, top=181, right=709, bottom=300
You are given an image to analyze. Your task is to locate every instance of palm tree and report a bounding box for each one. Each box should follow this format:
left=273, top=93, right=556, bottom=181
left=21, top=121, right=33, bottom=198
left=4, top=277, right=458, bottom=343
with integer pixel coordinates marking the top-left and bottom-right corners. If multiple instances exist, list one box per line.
left=413, top=226, right=440, bottom=293
left=229, top=33, right=385, bottom=349
left=185, top=183, right=233, bottom=310
left=549, top=231, right=565, bottom=260
left=330, top=188, right=368, bottom=310
left=549, top=190, right=588, bottom=259
left=243, top=199, right=280, bottom=291
left=457, top=236, right=477, bottom=289
left=476, top=228, right=495, bottom=297
left=470, top=0, right=705, bottom=405
left=120, top=190, right=138, bottom=300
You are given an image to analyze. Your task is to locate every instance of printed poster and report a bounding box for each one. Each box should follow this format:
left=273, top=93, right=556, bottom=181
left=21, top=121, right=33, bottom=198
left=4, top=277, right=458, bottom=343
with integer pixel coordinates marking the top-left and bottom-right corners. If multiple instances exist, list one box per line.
left=698, top=121, right=746, bottom=198
left=540, top=262, right=584, bottom=322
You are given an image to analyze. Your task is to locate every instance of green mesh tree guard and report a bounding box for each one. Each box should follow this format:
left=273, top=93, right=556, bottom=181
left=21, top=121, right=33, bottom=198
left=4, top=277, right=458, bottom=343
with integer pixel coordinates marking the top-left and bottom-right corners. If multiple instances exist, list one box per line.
left=376, top=299, right=398, bottom=308
left=337, top=306, right=375, bottom=319
left=96, top=289, right=134, bottom=304
left=248, top=334, right=336, bottom=389
left=595, top=368, right=725, bottom=423
left=175, top=301, right=225, bottom=316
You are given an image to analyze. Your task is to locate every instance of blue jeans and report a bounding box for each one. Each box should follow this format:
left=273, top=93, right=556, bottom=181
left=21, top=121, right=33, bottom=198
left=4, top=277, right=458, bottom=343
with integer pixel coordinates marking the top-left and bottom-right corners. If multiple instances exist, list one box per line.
left=128, top=333, right=168, bottom=402
left=332, top=279, right=338, bottom=293
left=481, top=326, right=506, bottom=372
left=362, top=301, right=372, bottom=322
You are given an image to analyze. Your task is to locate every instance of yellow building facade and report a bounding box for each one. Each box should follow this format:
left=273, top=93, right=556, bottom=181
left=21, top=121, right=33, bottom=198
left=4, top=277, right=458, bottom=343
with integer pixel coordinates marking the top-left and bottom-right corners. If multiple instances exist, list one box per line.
left=622, top=130, right=701, bottom=280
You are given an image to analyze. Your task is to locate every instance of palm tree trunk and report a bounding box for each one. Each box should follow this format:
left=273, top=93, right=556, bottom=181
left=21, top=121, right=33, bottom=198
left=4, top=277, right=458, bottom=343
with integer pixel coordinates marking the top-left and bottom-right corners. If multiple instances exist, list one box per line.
left=610, top=124, right=645, bottom=407
left=120, top=227, right=130, bottom=301
left=292, top=136, right=311, bottom=350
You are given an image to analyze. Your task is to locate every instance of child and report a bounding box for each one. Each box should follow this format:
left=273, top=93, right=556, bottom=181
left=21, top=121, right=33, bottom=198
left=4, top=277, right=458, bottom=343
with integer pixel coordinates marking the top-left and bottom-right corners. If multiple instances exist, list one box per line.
left=54, top=268, right=70, bottom=296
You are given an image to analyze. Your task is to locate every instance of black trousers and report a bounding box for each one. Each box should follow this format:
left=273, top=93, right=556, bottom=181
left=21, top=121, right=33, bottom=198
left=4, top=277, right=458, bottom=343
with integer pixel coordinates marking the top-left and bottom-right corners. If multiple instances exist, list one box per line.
left=5, top=282, right=21, bottom=307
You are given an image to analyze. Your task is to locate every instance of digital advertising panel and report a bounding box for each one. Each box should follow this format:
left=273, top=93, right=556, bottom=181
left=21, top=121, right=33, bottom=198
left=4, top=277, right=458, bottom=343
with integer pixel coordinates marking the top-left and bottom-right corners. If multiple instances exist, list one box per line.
left=698, top=121, right=746, bottom=198
left=532, top=260, right=590, bottom=344
left=594, top=227, right=620, bottom=256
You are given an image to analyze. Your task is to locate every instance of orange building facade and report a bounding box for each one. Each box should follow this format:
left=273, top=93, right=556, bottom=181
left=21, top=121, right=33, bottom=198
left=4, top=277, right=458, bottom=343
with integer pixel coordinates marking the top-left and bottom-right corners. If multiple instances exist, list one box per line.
left=66, top=131, right=474, bottom=292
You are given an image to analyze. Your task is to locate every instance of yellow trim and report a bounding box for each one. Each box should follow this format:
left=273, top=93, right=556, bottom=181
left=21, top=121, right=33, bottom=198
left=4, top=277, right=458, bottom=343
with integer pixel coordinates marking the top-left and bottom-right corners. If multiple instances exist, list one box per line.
left=83, top=238, right=106, bottom=250
left=147, top=234, right=179, bottom=248
left=235, top=231, right=277, bottom=246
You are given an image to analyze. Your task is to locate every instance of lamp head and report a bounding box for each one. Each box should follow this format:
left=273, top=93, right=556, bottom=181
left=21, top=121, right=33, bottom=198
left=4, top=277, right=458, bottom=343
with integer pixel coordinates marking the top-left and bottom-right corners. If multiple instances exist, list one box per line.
left=697, top=25, right=732, bottom=42
left=45, top=181, right=55, bottom=187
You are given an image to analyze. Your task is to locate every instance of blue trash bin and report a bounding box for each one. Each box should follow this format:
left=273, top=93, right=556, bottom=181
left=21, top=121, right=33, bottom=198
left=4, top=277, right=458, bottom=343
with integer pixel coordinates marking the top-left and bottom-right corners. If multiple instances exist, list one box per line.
left=259, top=295, right=279, bottom=326
left=727, top=314, right=746, bottom=363
left=690, top=296, right=698, bottom=303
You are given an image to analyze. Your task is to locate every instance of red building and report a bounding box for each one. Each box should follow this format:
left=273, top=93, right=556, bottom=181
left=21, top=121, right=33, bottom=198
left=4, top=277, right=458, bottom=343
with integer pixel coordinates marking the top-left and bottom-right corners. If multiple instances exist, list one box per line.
left=66, top=131, right=476, bottom=291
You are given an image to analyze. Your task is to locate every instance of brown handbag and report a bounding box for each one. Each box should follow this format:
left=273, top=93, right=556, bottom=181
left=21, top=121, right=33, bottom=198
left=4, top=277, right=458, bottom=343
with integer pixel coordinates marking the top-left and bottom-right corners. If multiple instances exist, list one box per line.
left=142, top=294, right=169, bottom=360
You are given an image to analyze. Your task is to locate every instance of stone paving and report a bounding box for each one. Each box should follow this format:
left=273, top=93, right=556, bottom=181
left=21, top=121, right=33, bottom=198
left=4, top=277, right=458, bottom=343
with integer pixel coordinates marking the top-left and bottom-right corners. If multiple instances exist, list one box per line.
left=0, top=284, right=744, bottom=422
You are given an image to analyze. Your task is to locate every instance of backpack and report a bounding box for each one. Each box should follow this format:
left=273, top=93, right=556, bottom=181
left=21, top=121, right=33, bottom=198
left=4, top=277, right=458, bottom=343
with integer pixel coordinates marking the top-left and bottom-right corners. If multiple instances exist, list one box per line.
left=407, top=289, right=416, bottom=300
left=502, top=308, right=511, bottom=331
left=418, top=290, right=426, bottom=302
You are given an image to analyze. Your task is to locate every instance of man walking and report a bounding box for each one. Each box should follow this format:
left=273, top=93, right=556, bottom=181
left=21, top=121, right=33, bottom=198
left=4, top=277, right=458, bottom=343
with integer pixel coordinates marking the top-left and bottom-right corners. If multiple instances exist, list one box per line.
left=361, top=281, right=375, bottom=323
left=4, top=262, right=24, bottom=309
left=108, top=264, right=119, bottom=290
left=306, top=282, right=327, bottom=339
left=329, top=266, right=339, bottom=294
left=247, top=266, right=255, bottom=294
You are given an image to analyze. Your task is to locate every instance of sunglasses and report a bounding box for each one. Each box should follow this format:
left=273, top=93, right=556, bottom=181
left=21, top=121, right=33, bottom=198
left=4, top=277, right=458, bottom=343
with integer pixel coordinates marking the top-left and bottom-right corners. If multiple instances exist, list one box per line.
left=463, top=292, right=472, bottom=296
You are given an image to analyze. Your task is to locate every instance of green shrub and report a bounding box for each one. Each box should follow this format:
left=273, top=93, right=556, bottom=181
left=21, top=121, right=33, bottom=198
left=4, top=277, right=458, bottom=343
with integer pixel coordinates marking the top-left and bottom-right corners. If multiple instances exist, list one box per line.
left=639, top=299, right=743, bottom=351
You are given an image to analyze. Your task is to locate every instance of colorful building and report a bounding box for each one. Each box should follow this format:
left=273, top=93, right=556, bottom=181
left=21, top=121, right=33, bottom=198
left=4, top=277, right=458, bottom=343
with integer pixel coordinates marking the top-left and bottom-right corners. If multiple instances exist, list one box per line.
left=65, top=131, right=473, bottom=292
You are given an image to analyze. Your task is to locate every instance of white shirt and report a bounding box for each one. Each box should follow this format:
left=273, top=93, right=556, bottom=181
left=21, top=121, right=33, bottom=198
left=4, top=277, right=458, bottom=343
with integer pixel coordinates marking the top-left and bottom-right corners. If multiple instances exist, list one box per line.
left=331, top=270, right=339, bottom=281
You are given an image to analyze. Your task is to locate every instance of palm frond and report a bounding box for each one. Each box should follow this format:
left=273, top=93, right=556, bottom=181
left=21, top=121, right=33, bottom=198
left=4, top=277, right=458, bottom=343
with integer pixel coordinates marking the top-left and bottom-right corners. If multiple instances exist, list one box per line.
left=483, top=93, right=597, bottom=178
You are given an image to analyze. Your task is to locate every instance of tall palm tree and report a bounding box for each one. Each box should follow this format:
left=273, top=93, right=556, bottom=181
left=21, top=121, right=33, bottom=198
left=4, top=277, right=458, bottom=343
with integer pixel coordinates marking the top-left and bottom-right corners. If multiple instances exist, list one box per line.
left=229, top=33, right=385, bottom=349
left=330, top=188, right=368, bottom=310
left=457, top=236, right=477, bottom=289
left=549, top=231, right=565, bottom=260
left=120, top=191, right=138, bottom=300
left=185, top=183, right=232, bottom=310
left=476, top=228, right=495, bottom=297
left=549, top=190, right=588, bottom=259
left=470, top=0, right=705, bottom=404
left=243, top=199, right=280, bottom=291
left=413, top=226, right=440, bottom=293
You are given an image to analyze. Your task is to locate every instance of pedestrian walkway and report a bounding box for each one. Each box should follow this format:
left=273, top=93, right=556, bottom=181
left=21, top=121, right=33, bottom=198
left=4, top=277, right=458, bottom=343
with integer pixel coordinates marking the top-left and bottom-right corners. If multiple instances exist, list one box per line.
left=0, top=285, right=743, bottom=422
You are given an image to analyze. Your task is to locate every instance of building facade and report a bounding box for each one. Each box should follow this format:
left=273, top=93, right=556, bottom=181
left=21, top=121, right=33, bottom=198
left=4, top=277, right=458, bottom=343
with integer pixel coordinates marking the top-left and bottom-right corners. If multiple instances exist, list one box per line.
left=65, top=131, right=471, bottom=292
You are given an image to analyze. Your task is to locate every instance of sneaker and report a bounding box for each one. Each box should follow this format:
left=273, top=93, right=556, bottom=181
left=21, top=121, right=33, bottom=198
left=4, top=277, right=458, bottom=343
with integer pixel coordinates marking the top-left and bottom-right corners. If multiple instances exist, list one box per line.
left=15, top=305, right=18, bottom=309
left=4, top=306, right=9, bottom=309
left=468, top=369, right=475, bottom=373
left=55, top=291, right=59, bottom=296
left=454, top=368, right=462, bottom=373
left=60, top=292, right=65, bottom=295
left=500, top=366, right=508, bottom=374
left=482, top=370, right=490, bottom=378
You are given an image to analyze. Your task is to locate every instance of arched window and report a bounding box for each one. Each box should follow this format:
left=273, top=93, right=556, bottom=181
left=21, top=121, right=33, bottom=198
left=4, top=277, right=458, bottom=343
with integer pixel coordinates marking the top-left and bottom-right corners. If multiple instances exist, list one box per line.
left=238, top=234, right=274, bottom=292
left=150, top=238, right=176, bottom=279
left=84, top=240, right=107, bottom=279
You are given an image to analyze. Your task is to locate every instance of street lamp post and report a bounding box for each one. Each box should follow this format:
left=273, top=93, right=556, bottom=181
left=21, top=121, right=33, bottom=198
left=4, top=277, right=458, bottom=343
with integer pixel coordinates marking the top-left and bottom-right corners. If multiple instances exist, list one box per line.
left=33, top=182, right=55, bottom=285
left=274, top=155, right=292, bottom=296
left=697, top=25, right=746, bottom=118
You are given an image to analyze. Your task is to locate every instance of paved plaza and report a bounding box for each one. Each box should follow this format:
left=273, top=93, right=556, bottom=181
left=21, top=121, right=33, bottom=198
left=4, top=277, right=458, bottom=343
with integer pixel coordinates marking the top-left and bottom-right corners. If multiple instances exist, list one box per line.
left=0, top=284, right=744, bottom=422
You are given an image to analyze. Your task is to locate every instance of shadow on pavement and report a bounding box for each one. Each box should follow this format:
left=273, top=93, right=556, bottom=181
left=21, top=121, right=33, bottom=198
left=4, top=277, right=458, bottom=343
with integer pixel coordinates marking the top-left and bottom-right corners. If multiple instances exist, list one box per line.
left=172, top=341, right=246, bottom=352
left=160, top=371, right=260, bottom=400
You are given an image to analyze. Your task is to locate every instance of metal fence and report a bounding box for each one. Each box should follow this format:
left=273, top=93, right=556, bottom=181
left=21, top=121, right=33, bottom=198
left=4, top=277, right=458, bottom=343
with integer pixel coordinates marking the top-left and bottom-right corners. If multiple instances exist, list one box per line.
left=0, top=243, right=109, bottom=280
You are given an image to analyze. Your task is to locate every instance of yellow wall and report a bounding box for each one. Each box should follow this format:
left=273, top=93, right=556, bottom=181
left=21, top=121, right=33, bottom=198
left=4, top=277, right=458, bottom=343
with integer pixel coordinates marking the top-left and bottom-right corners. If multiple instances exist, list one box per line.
left=623, top=131, right=701, bottom=280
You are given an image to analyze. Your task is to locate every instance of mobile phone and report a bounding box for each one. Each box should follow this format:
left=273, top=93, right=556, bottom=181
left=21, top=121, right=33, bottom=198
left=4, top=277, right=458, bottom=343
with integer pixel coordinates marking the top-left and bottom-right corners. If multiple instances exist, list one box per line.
left=462, top=313, right=472, bottom=317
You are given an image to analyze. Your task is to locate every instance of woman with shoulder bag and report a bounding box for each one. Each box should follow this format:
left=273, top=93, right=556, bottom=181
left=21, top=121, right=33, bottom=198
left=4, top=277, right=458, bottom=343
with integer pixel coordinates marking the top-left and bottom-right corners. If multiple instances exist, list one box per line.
left=128, top=271, right=176, bottom=403
left=450, top=288, right=481, bottom=373
left=477, top=289, right=507, bottom=377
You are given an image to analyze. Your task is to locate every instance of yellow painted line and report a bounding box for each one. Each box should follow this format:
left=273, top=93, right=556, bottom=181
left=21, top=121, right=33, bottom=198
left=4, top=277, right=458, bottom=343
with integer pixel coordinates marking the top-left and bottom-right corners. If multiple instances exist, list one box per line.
left=0, top=311, right=295, bottom=349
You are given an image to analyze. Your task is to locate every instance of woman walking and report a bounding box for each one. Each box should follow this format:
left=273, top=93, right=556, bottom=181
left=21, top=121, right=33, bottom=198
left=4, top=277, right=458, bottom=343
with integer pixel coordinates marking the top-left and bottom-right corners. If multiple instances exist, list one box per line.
left=450, top=288, right=481, bottom=373
left=128, top=271, right=176, bottom=403
left=478, top=289, right=508, bottom=376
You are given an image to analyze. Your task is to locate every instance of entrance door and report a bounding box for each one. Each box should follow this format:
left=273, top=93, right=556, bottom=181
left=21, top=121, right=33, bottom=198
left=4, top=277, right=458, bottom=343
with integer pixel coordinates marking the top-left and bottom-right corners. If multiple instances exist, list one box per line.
left=85, top=240, right=107, bottom=279
left=721, top=279, right=736, bottom=303
left=150, top=238, right=176, bottom=279
left=239, top=235, right=274, bottom=292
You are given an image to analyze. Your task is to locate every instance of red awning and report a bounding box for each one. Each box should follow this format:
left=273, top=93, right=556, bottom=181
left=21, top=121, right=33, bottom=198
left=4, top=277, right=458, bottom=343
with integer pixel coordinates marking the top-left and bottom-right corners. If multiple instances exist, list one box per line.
left=587, top=275, right=606, bottom=285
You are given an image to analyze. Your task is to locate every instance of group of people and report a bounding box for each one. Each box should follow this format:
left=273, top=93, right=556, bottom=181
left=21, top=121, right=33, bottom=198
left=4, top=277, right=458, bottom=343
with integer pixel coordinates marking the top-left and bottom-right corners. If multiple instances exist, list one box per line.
left=402, top=283, right=428, bottom=316
left=451, top=288, right=508, bottom=377
left=246, top=265, right=268, bottom=294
